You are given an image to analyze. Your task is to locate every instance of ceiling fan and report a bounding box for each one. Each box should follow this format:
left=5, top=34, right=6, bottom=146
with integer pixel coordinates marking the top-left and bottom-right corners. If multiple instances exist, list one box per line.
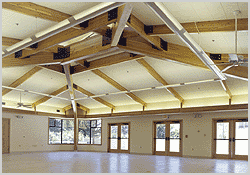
left=212, top=10, right=248, bottom=68
left=16, top=91, right=32, bottom=108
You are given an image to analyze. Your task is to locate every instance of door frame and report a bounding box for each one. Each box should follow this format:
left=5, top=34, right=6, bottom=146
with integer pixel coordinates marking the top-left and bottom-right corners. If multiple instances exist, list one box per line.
left=2, top=118, right=10, bottom=154
left=107, top=122, right=130, bottom=153
left=212, top=117, right=248, bottom=160
left=153, top=120, right=183, bottom=157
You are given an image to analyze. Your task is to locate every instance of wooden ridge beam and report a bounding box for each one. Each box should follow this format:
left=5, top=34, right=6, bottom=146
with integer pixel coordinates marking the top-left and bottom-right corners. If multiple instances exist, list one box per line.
left=2, top=2, right=71, bottom=23
left=111, top=4, right=133, bottom=46
left=2, top=66, right=42, bottom=96
left=3, top=10, right=117, bottom=59
left=147, top=18, right=248, bottom=35
left=63, top=104, right=90, bottom=113
left=32, top=85, right=68, bottom=107
left=137, top=58, right=184, bottom=102
left=91, top=69, right=147, bottom=107
left=73, top=84, right=115, bottom=109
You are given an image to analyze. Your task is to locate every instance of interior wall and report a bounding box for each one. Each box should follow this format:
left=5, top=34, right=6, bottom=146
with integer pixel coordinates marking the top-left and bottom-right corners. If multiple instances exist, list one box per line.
left=2, top=110, right=247, bottom=158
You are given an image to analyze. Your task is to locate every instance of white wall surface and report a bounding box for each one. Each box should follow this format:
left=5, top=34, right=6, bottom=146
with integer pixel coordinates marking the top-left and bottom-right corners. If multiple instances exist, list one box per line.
left=2, top=110, right=248, bottom=158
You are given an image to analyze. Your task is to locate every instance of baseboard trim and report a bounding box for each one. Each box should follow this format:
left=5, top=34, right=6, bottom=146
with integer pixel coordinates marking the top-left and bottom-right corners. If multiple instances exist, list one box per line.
left=8, top=150, right=75, bottom=154
left=182, top=155, right=212, bottom=159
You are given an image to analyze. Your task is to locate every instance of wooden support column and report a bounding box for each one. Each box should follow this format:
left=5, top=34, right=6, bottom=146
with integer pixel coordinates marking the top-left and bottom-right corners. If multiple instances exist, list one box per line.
left=63, top=64, right=78, bottom=151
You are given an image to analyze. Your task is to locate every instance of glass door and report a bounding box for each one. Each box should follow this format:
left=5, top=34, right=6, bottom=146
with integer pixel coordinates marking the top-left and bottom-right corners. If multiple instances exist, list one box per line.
left=108, top=123, right=130, bottom=153
left=213, top=119, right=248, bottom=160
left=154, top=120, right=182, bottom=156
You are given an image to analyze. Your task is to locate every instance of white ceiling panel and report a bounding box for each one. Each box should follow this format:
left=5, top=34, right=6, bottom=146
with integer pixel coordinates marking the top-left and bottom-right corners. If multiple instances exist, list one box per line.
left=57, top=90, right=71, bottom=100
left=33, top=2, right=102, bottom=16
left=16, top=69, right=67, bottom=94
left=2, top=90, right=43, bottom=104
left=144, top=57, right=217, bottom=84
left=221, top=2, right=248, bottom=19
left=2, top=65, right=36, bottom=86
left=100, top=94, right=138, bottom=106
left=72, top=71, right=120, bottom=95
left=77, top=98, right=106, bottom=109
left=133, top=89, right=177, bottom=103
left=99, top=60, right=163, bottom=90
left=224, top=77, right=248, bottom=96
left=2, top=9, right=56, bottom=39
left=42, top=97, right=71, bottom=108
left=174, top=81, right=228, bottom=99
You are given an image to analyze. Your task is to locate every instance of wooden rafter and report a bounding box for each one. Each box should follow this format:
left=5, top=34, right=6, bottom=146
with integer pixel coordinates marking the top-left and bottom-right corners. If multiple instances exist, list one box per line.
left=2, top=2, right=71, bottom=22
left=63, top=104, right=90, bottom=113
left=111, top=4, right=133, bottom=46
left=137, top=58, right=184, bottom=102
left=2, top=66, right=42, bottom=96
left=73, top=84, right=115, bottom=109
left=147, top=18, right=248, bottom=35
left=91, top=69, right=147, bottom=107
left=32, top=85, right=68, bottom=107
left=2, top=37, right=22, bottom=47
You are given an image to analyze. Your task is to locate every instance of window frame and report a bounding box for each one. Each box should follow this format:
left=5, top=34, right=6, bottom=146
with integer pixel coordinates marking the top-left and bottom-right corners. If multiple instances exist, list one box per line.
left=78, top=119, right=102, bottom=145
left=48, top=118, right=74, bottom=145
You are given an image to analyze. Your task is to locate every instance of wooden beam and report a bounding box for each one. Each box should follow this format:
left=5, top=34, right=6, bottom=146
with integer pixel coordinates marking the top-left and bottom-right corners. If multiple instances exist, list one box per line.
left=2, top=37, right=22, bottom=47
left=2, top=2, right=71, bottom=22
left=126, top=13, right=166, bottom=51
left=2, top=66, right=42, bottom=96
left=137, top=58, right=184, bottom=102
left=118, top=38, right=248, bottom=79
left=73, top=84, right=115, bottom=109
left=63, top=104, right=89, bottom=113
left=91, top=69, right=147, bottom=107
left=32, top=85, right=68, bottom=107
left=220, top=80, right=232, bottom=99
left=2, top=10, right=117, bottom=60
left=148, top=18, right=248, bottom=35
left=73, top=52, right=144, bottom=74
left=81, top=104, right=247, bottom=118
left=2, top=107, right=66, bottom=118
left=111, top=4, right=133, bottom=46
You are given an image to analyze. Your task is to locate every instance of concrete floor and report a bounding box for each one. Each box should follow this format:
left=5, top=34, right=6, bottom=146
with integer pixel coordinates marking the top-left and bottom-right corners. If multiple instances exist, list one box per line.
left=2, top=151, right=248, bottom=173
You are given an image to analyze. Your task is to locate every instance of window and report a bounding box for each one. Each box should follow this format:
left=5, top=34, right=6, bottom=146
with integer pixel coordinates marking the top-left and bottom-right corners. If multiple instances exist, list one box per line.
left=78, top=119, right=102, bottom=144
left=49, top=118, right=74, bottom=144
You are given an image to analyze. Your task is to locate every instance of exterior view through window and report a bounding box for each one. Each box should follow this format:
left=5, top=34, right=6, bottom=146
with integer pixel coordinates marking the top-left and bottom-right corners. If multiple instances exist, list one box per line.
left=49, top=118, right=74, bottom=144
left=78, top=119, right=102, bottom=144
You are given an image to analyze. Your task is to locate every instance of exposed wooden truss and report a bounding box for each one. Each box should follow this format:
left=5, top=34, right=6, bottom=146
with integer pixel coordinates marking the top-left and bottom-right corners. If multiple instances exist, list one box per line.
left=73, top=84, right=116, bottom=109
left=147, top=18, right=248, bottom=35
left=137, top=58, right=184, bottom=103
left=32, top=85, right=68, bottom=107
left=63, top=104, right=90, bottom=113
left=2, top=66, right=42, bottom=96
left=91, top=69, right=147, bottom=107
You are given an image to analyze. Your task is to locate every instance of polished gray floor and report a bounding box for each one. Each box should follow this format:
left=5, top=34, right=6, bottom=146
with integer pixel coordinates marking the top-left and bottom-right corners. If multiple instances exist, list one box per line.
left=2, top=151, right=248, bottom=173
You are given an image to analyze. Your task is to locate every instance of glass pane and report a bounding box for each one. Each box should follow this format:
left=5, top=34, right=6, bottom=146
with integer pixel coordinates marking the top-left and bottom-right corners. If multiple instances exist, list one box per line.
left=170, top=139, right=180, bottom=152
left=235, top=140, right=248, bottom=155
left=216, top=122, right=229, bottom=139
left=170, top=124, right=180, bottom=138
left=91, top=128, right=101, bottom=144
left=121, top=125, right=129, bottom=139
left=111, top=126, right=118, bottom=139
left=49, top=127, right=61, bottom=144
left=121, top=139, right=128, bottom=150
left=111, top=139, right=117, bottom=149
left=55, top=119, right=61, bottom=127
left=62, top=120, right=74, bottom=144
left=216, top=140, right=229, bottom=154
left=156, top=124, right=165, bottom=139
left=49, top=119, right=55, bottom=127
left=235, top=122, right=248, bottom=139
left=91, top=120, right=97, bottom=127
left=97, top=120, right=101, bottom=127
left=78, top=120, right=90, bottom=144
left=156, top=139, right=165, bottom=152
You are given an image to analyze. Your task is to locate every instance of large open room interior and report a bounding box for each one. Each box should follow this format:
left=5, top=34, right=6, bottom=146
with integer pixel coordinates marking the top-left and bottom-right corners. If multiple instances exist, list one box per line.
left=2, top=1, right=248, bottom=173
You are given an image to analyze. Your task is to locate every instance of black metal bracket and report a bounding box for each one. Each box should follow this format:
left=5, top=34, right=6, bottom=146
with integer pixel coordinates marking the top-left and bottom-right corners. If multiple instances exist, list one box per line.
left=160, top=38, right=168, bottom=51
left=79, top=20, right=89, bottom=28
left=102, top=29, right=112, bottom=46
left=210, top=54, right=221, bottom=60
left=144, top=25, right=153, bottom=34
left=15, top=50, right=22, bottom=58
left=108, top=7, right=118, bottom=21
left=73, top=84, right=77, bottom=89
left=84, top=60, right=90, bottom=68
left=118, top=137, right=121, bottom=140
left=30, top=42, right=38, bottom=49
left=130, top=53, right=137, bottom=57
left=53, top=47, right=70, bottom=60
